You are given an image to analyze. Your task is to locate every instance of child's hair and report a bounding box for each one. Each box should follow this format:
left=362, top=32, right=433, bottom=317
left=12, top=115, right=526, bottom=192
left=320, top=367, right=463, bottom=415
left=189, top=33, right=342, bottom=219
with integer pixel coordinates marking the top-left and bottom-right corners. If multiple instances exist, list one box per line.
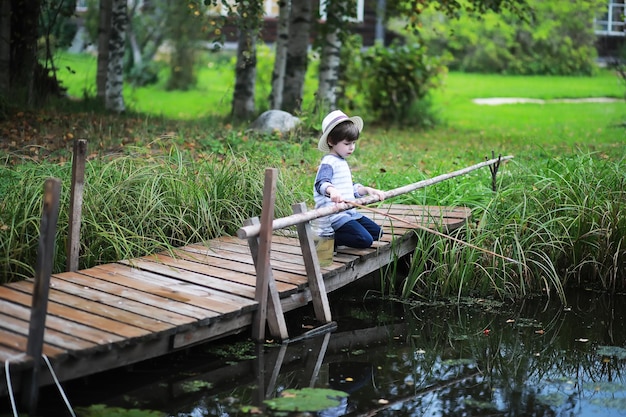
left=327, top=121, right=360, bottom=147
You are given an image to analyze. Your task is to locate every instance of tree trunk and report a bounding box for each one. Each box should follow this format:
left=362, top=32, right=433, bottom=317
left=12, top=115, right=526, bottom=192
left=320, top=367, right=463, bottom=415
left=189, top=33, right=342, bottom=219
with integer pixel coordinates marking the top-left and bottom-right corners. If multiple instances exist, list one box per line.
left=317, top=0, right=345, bottom=113
left=97, top=0, right=112, bottom=99
left=165, top=0, right=198, bottom=91
left=105, top=0, right=127, bottom=112
left=375, top=0, right=386, bottom=45
left=0, top=0, right=10, bottom=98
left=9, top=0, right=42, bottom=106
left=231, top=0, right=263, bottom=120
left=232, top=27, right=257, bottom=119
left=269, top=0, right=290, bottom=110
left=282, top=0, right=312, bottom=114
left=127, top=1, right=143, bottom=68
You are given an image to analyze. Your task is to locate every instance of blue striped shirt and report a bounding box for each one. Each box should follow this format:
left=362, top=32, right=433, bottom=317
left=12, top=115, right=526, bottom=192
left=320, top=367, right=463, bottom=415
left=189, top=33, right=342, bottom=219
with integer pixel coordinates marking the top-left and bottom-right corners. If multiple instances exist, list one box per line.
left=313, top=154, right=364, bottom=230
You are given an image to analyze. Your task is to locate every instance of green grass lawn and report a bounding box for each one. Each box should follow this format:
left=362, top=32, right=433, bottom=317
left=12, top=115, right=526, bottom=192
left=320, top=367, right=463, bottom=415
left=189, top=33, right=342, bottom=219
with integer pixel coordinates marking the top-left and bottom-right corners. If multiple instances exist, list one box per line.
left=51, top=50, right=625, bottom=190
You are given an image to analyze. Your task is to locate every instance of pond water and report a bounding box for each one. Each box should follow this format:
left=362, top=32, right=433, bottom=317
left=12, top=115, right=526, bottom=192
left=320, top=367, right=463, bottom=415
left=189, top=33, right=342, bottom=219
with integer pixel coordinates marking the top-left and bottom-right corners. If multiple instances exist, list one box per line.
left=15, top=288, right=626, bottom=416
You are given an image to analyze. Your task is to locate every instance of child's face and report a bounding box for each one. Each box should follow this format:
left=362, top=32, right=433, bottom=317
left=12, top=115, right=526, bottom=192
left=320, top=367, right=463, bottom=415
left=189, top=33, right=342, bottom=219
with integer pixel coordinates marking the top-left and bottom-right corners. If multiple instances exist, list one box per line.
left=330, top=139, right=357, bottom=158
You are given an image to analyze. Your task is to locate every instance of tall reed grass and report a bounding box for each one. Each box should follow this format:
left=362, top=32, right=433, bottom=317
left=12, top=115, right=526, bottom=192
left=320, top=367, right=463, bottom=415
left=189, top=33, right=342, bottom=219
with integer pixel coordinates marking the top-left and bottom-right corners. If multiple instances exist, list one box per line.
left=392, top=152, right=625, bottom=302
left=0, top=146, right=307, bottom=282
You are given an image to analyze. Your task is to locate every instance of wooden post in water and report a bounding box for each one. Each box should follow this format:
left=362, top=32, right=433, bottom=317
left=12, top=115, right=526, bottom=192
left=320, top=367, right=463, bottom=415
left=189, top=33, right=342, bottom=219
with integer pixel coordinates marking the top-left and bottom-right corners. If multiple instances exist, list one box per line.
left=21, top=178, right=62, bottom=414
left=67, top=139, right=87, bottom=272
left=293, top=202, right=332, bottom=324
left=249, top=168, right=288, bottom=341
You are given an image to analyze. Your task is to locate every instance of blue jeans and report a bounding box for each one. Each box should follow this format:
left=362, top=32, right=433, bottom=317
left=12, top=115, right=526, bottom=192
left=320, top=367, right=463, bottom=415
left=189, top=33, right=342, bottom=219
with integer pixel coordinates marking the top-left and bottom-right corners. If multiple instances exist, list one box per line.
left=335, top=216, right=382, bottom=249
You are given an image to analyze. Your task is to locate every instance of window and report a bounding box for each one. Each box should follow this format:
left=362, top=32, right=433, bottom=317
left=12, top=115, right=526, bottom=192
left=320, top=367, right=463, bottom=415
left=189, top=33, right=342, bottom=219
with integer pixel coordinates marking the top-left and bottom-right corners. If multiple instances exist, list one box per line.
left=319, top=0, right=364, bottom=23
left=75, top=0, right=87, bottom=13
left=595, top=1, right=625, bottom=36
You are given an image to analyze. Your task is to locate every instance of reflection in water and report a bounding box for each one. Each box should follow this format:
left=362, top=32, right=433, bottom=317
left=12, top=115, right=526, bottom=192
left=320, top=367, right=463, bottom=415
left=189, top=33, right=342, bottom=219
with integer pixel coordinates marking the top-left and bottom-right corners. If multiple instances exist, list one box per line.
left=30, top=290, right=626, bottom=416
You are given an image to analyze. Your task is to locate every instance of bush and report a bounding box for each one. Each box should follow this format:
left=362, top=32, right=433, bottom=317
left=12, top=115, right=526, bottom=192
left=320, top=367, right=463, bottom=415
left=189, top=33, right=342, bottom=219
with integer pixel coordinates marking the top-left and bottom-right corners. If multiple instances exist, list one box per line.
left=341, top=40, right=446, bottom=125
left=418, top=0, right=605, bottom=75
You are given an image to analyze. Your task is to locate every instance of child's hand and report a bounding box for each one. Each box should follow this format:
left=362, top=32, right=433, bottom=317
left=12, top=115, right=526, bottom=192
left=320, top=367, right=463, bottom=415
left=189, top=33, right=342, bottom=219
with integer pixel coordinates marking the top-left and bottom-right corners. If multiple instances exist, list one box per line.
left=363, top=187, right=386, bottom=202
left=328, top=188, right=343, bottom=203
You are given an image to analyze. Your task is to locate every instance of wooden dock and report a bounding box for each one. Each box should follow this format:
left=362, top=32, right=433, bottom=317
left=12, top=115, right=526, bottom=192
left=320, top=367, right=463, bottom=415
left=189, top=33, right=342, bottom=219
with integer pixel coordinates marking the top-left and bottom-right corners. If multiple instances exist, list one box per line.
left=0, top=202, right=471, bottom=398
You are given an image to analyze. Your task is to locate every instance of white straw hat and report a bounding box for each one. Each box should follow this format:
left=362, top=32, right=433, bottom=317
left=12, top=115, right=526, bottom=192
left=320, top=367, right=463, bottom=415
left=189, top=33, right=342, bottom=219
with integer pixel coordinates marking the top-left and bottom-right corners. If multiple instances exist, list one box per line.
left=318, top=110, right=363, bottom=153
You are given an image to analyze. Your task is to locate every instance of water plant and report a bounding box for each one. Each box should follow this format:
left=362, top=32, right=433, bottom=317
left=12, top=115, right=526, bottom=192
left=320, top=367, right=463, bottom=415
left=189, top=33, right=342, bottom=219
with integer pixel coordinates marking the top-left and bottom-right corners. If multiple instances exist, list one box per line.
left=263, top=387, right=348, bottom=412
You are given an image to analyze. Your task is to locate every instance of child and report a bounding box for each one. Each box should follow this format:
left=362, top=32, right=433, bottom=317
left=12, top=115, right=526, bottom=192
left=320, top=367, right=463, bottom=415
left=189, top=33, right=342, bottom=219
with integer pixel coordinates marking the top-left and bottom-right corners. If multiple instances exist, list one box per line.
left=313, top=110, right=386, bottom=249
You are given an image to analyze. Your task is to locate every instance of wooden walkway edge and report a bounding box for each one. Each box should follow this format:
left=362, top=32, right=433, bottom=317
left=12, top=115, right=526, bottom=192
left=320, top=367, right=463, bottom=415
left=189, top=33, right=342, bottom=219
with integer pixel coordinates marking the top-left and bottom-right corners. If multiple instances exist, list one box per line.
left=0, top=203, right=471, bottom=398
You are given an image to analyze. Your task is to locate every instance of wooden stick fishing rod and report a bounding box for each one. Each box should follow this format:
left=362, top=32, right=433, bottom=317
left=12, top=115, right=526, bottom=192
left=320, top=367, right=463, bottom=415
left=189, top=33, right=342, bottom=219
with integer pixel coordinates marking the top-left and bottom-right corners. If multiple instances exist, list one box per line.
left=236, top=156, right=514, bottom=239
left=347, top=201, right=521, bottom=265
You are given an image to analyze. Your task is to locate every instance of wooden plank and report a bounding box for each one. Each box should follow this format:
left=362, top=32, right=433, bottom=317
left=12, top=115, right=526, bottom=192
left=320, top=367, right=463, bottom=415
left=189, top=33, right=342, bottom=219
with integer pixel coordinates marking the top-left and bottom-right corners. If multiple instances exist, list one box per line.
left=7, top=281, right=171, bottom=333
left=54, top=270, right=217, bottom=320
left=0, top=286, right=150, bottom=338
left=117, top=258, right=258, bottom=299
left=172, top=310, right=253, bottom=349
left=0, top=345, right=28, bottom=364
left=44, top=276, right=196, bottom=327
left=181, top=242, right=309, bottom=285
left=0, top=300, right=123, bottom=345
left=143, top=253, right=299, bottom=295
left=205, top=244, right=310, bottom=277
left=175, top=245, right=309, bottom=287
left=0, top=328, right=65, bottom=358
left=100, top=261, right=256, bottom=300
left=0, top=315, right=96, bottom=351
left=92, top=264, right=257, bottom=312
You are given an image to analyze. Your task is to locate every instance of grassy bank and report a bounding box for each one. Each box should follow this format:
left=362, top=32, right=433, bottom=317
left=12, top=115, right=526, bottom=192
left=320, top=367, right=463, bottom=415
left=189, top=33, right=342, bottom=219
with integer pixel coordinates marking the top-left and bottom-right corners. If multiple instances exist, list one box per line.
left=0, top=51, right=624, bottom=301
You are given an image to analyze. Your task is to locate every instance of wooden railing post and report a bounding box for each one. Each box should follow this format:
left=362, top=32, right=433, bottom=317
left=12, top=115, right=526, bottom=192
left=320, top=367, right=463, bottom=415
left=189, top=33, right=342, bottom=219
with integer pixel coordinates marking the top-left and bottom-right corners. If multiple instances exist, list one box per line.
left=248, top=168, right=288, bottom=341
left=21, top=178, right=61, bottom=414
left=292, top=202, right=332, bottom=324
left=67, top=139, right=87, bottom=272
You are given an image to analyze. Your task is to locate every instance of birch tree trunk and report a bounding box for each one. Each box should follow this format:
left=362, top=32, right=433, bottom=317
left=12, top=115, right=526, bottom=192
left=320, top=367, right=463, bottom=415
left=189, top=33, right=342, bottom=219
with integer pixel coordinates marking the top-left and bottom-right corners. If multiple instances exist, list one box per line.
left=97, top=0, right=112, bottom=100
left=105, top=0, right=127, bottom=112
left=0, top=0, right=10, bottom=97
left=317, top=0, right=345, bottom=113
left=282, top=0, right=312, bottom=114
left=127, top=1, right=142, bottom=68
left=269, top=0, right=290, bottom=110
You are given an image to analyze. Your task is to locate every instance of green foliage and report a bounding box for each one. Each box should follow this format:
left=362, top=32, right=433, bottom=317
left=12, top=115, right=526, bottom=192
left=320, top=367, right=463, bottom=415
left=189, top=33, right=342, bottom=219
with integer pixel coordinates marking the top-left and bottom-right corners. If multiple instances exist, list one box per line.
left=353, top=41, right=446, bottom=125
left=165, top=1, right=206, bottom=91
left=394, top=154, right=626, bottom=301
left=0, top=146, right=307, bottom=283
left=40, top=0, right=79, bottom=51
left=418, top=0, right=605, bottom=75
left=74, top=404, right=164, bottom=417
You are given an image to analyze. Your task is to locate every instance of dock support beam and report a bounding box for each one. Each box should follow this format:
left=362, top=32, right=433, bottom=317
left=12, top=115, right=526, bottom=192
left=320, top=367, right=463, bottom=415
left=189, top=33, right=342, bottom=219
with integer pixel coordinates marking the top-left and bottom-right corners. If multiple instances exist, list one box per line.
left=248, top=168, right=288, bottom=342
left=292, top=202, right=332, bottom=324
left=21, top=178, right=61, bottom=414
left=67, top=139, right=87, bottom=272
